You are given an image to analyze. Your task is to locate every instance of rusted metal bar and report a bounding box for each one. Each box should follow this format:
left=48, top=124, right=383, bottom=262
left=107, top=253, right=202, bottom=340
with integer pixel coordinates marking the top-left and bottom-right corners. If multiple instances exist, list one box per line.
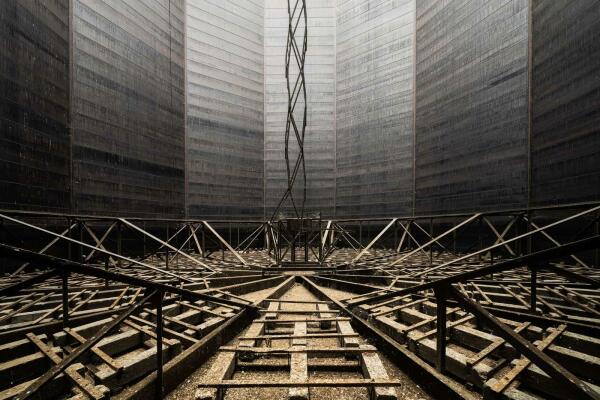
left=120, top=218, right=215, bottom=272
left=435, top=288, right=447, bottom=373
left=415, top=204, right=600, bottom=276
left=352, top=219, right=397, bottom=263
left=203, top=221, right=247, bottom=265
left=0, top=213, right=195, bottom=281
left=0, top=243, right=253, bottom=309
left=62, top=272, right=69, bottom=327
left=449, top=286, right=599, bottom=400
left=530, top=267, right=537, bottom=312
left=11, top=223, right=77, bottom=275
left=156, top=291, right=164, bottom=399
left=15, top=290, right=158, bottom=400
left=348, top=235, right=600, bottom=307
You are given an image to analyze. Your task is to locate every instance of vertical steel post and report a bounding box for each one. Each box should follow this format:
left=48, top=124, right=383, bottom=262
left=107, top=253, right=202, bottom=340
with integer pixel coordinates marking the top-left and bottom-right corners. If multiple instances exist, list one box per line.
left=291, top=233, right=296, bottom=263
left=429, top=218, right=434, bottom=266
left=304, top=230, right=309, bottom=262
left=77, top=221, right=83, bottom=262
left=117, top=221, right=122, bottom=268
left=62, top=272, right=69, bottom=327
left=143, top=221, right=147, bottom=257
left=435, top=289, right=447, bottom=372
left=265, top=225, right=271, bottom=255
left=104, top=256, right=109, bottom=287
left=453, top=219, right=457, bottom=253
left=318, top=220, right=323, bottom=264
left=359, top=222, right=362, bottom=246
left=166, top=223, right=170, bottom=252
left=526, top=212, right=533, bottom=255
left=67, top=218, right=72, bottom=261
left=595, top=218, right=599, bottom=268
left=0, top=219, right=5, bottom=270
left=478, top=216, right=483, bottom=261
left=515, top=215, right=522, bottom=255
left=228, top=223, right=232, bottom=248
left=201, top=225, right=206, bottom=258
left=394, top=220, right=398, bottom=252
left=530, top=267, right=537, bottom=312
left=156, top=291, right=164, bottom=399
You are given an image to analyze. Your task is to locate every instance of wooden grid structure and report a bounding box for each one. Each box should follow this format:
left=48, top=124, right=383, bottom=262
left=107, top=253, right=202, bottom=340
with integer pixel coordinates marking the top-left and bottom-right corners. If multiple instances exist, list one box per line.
left=0, top=201, right=597, bottom=399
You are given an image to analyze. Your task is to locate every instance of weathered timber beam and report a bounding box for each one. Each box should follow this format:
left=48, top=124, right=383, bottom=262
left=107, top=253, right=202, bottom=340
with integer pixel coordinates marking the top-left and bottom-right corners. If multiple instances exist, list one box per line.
left=15, top=290, right=158, bottom=400
left=449, top=286, right=599, bottom=400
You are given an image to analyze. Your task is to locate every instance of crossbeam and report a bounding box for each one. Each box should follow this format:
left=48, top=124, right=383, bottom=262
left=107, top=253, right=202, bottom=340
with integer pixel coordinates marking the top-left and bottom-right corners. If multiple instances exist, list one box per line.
left=348, top=235, right=600, bottom=306
left=0, top=243, right=253, bottom=309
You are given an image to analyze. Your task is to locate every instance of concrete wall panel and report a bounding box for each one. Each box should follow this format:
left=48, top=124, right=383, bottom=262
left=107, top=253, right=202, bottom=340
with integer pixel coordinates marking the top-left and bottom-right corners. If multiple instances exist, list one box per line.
left=186, top=0, right=264, bottom=218
left=415, top=0, right=529, bottom=214
left=72, top=0, right=186, bottom=217
left=530, top=0, right=600, bottom=205
left=336, top=0, right=415, bottom=218
left=0, top=0, right=71, bottom=211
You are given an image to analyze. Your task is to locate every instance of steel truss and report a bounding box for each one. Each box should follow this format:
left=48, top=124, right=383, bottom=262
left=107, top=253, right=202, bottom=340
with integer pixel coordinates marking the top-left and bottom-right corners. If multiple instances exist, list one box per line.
left=0, top=201, right=598, bottom=399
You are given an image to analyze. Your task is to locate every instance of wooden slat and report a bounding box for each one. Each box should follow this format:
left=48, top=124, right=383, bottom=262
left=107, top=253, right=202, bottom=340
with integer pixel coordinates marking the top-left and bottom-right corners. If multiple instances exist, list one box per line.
left=490, top=324, right=567, bottom=393
left=25, top=333, right=106, bottom=399
left=197, top=378, right=403, bottom=388
left=64, top=328, right=122, bottom=372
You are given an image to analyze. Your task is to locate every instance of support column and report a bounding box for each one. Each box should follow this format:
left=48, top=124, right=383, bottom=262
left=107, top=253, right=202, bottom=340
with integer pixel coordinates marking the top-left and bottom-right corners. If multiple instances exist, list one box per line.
left=594, top=216, right=600, bottom=268
left=77, top=221, right=83, bottom=262
left=62, top=272, right=69, bottom=328
left=435, top=289, right=447, bottom=373
left=117, top=221, right=122, bottom=268
left=530, top=267, right=537, bottom=313
left=429, top=218, right=434, bottom=266
left=156, top=291, right=164, bottom=399
left=201, top=226, right=206, bottom=258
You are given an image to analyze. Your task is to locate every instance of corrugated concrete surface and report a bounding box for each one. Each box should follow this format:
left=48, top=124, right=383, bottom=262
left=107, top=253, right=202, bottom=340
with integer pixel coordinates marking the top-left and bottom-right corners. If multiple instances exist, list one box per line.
left=186, top=0, right=264, bottom=218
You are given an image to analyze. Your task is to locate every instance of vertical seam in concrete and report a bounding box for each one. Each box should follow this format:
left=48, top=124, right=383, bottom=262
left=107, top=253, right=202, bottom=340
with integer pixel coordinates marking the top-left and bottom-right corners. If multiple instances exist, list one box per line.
left=183, top=0, right=189, bottom=219
left=263, top=1, right=267, bottom=220
left=527, top=0, right=533, bottom=209
left=333, top=0, right=337, bottom=219
left=412, top=0, right=417, bottom=218
left=69, top=0, right=75, bottom=214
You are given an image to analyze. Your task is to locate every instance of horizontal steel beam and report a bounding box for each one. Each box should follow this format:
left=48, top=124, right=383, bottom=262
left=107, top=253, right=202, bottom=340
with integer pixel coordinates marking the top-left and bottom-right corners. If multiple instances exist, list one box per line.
left=15, top=290, right=157, bottom=400
left=0, top=244, right=253, bottom=310
left=449, top=286, right=600, bottom=400
left=1, top=200, right=598, bottom=226
left=348, top=235, right=600, bottom=306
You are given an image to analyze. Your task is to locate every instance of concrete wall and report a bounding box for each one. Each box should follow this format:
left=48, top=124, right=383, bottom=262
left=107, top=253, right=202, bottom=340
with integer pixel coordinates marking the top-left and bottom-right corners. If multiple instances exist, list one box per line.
left=414, top=0, right=530, bottom=214
left=336, top=0, right=415, bottom=218
left=1, top=1, right=599, bottom=219
left=264, top=0, right=337, bottom=218
left=530, top=0, right=600, bottom=206
left=185, top=0, right=264, bottom=218
left=71, top=0, right=186, bottom=217
left=0, top=0, right=71, bottom=212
